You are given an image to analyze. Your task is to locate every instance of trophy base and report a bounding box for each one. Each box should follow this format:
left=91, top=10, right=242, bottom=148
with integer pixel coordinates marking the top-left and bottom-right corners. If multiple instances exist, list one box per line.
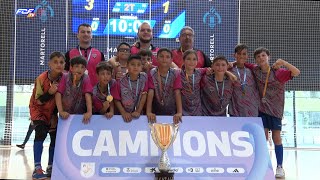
left=154, top=171, right=174, bottom=180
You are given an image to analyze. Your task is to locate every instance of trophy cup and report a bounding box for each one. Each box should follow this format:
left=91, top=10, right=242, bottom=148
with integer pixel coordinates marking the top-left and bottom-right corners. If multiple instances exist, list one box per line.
left=149, top=123, right=179, bottom=179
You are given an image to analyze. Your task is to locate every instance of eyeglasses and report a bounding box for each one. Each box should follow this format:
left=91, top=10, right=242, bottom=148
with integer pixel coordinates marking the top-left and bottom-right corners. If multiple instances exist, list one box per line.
left=180, top=33, right=194, bottom=38
left=118, top=48, right=130, bottom=53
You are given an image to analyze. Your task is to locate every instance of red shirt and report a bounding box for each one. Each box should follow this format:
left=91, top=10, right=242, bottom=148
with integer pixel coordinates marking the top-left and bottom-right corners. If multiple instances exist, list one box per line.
left=130, top=42, right=160, bottom=66
left=92, top=79, right=117, bottom=113
left=57, top=73, right=93, bottom=114
left=228, top=66, right=260, bottom=117
left=29, top=71, right=62, bottom=124
left=148, top=68, right=182, bottom=115
left=180, top=68, right=207, bottom=116
left=65, top=46, right=105, bottom=86
left=172, top=48, right=212, bottom=68
left=201, top=74, right=234, bottom=116
left=245, top=63, right=292, bottom=118
left=113, top=73, right=148, bottom=113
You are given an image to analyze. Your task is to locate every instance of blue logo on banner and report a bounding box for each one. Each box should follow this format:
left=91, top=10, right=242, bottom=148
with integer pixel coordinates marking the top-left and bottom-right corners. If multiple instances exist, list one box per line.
left=203, top=7, right=222, bottom=29
left=34, top=0, right=54, bottom=22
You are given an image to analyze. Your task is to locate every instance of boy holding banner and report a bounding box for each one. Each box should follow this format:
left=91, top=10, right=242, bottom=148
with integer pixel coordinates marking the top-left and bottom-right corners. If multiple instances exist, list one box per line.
left=92, top=61, right=116, bottom=118
left=146, top=48, right=183, bottom=124
left=113, top=55, right=149, bottom=122
left=246, top=47, right=300, bottom=178
left=55, top=56, right=93, bottom=124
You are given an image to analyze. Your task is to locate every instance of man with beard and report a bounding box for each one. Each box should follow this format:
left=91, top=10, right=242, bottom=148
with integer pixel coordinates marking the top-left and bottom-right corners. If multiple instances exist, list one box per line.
left=65, top=23, right=105, bottom=86
left=131, top=22, right=177, bottom=68
left=172, top=26, right=212, bottom=68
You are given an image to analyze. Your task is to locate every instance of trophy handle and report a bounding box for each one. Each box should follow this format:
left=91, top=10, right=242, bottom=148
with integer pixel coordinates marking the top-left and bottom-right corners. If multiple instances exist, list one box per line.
left=167, top=123, right=179, bottom=148
left=149, top=123, right=162, bottom=149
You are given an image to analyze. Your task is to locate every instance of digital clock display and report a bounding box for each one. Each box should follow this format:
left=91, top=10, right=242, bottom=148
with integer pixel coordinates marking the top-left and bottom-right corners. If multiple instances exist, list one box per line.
left=72, top=0, right=186, bottom=38
left=105, top=19, right=156, bottom=36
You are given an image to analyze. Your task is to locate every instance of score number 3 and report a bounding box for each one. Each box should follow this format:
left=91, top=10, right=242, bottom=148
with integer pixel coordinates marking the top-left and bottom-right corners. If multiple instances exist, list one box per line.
left=85, top=0, right=94, bottom=11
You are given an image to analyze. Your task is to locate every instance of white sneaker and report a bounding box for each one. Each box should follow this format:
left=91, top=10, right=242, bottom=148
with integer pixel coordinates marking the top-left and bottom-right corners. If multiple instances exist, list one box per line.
left=275, top=166, right=285, bottom=178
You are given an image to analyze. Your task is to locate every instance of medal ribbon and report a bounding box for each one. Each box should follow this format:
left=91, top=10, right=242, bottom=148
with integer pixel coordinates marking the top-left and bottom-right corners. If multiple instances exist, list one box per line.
left=128, top=75, right=140, bottom=100
left=48, top=70, right=62, bottom=86
left=214, top=76, right=225, bottom=108
left=236, top=66, right=247, bottom=95
left=157, top=69, right=169, bottom=104
left=98, top=82, right=111, bottom=100
left=185, top=71, right=195, bottom=93
left=72, top=73, right=81, bottom=87
left=262, top=66, right=271, bottom=99
left=128, top=75, right=141, bottom=111
left=78, top=46, right=93, bottom=63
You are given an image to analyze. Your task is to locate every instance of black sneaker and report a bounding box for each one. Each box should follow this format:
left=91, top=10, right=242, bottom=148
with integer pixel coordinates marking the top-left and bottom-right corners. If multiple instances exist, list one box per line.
left=16, top=144, right=25, bottom=149
left=46, top=166, right=52, bottom=177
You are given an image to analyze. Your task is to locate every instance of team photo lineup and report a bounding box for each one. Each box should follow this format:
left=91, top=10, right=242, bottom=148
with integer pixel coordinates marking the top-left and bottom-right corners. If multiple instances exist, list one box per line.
left=24, top=21, right=300, bottom=179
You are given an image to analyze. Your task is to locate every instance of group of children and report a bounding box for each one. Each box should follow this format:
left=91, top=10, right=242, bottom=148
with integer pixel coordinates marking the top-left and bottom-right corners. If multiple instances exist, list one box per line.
left=28, top=43, right=299, bottom=179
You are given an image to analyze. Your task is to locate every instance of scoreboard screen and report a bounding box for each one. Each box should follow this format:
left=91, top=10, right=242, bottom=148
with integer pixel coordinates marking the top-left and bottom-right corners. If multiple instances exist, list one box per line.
left=72, top=0, right=186, bottom=38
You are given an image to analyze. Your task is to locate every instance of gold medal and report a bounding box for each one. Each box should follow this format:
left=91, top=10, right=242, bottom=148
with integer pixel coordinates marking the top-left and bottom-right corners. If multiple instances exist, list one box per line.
left=106, top=95, right=113, bottom=102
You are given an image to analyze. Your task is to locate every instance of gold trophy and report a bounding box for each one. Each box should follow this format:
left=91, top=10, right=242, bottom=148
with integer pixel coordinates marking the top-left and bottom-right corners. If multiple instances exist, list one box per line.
left=149, top=123, right=179, bottom=179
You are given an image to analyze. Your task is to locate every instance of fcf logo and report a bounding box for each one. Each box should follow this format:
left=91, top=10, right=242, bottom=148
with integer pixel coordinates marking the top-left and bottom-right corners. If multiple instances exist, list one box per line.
left=16, top=9, right=34, bottom=15
left=80, top=162, right=95, bottom=178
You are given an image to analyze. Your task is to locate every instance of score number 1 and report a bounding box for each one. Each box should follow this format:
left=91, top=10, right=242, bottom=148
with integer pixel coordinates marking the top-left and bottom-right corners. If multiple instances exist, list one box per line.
left=162, top=1, right=171, bottom=34
left=163, top=1, right=170, bottom=14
